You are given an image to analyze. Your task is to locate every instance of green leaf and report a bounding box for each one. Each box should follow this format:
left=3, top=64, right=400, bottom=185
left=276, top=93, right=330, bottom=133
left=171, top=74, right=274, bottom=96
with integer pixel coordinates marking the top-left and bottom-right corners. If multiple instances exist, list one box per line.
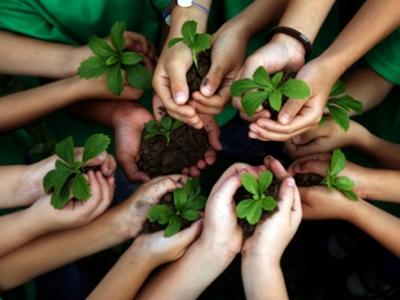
left=55, top=160, right=77, bottom=173
left=253, top=67, right=272, bottom=88
left=269, top=89, right=283, bottom=111
left=183, top=178, right=199, bottom=195
left=181, top=209, right=200, bottom=221
left=330, top=80, right=346, bottom=97
left=168, top=37, right=184, bottom=48
left=236, top=199, right=255, bottom=218
left=330, top=96, right=363, bottom=114
left=174, top=188, right=188, bottom=211
left=242, top=90, right=269, bottom=117
left=181, top=20, right=197, bottom=42
left=332, top=176, right=355, bottom=191
left=258, top=171, right=273, bottom=196
left=171, top=120, right=184, bottom=131
left=230, top=79, right=260, bottom=97
left=110, top=21, right=126, bottom=53
left=55, top=137, right=75, bottom=165
left=328, top=104, right=350, bottom=131
left=271, top=72, right=283, bottom=88
left=71, top=174, right=90, bottom=201
left=78, top=56, right=108, bottom=79
left=164, top=215, right=182, bottom=237
left=105, top=56, right=118, bottom=66
left=148, top=204, right=174, bottom=224
left=121, top=51, right=143, bottom=66
left=280, top=79, right=311, bottom=99
left=330, top=149, right=346, bottom=176
left=246, top=200, right=263, bottom=225
left=342, top=190, right=358, bottom=201
left=126, top=64, right=153, bottom=90
left=51, top=179, right=71, bottom=209
left=261, top=196, right=277, bottom=211
left=88, top=36, right=115, bottom=57
left=192, top=33, right=211, bottom=52
left=160, top=116, right=173, bottom=130
left=186, top=196, right=206, bottom=210
left=240, top=173, right=259, bottom=197
left=43, top=169, right=74, bottom=193
left=107, top=64, right=124, bottom=95
left=82, top=133, right=111, bottom=163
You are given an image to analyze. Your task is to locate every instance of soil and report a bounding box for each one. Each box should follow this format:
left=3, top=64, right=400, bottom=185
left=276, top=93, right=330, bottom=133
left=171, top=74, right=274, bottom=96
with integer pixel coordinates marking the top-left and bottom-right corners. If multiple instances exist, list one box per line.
left=141, top=193, right=193, bottom=234
left=263, top=71, right=296, bottom=120
left=186, top=49, right=211, bottom=94
left=294, top=173, right=324, bottom=187
left=138, top=123, right=210, bottom=178
left=233, top=178, right=280, bottom=238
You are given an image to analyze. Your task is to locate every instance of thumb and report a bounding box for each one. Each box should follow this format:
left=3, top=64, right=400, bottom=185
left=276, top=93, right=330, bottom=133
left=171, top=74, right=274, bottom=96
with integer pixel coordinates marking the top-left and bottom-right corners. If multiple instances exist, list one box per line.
left=202, top=115, right=222, bottom=151
left=169, top=219, right=203, bottom=251
left=278, top=99, right=307, bottom=125
left=168, top=63, right=190, bottom=105
left=200, top=63, right=227, bottom=97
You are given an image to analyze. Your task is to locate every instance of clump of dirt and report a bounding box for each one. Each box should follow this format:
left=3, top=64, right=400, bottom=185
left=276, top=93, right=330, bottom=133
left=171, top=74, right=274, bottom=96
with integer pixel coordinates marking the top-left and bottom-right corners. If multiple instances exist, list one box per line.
left=186, top=49, right=211, bottom=94
left=138, top=124, right=210, bottom=178
left=233, top=178, right=280, bottom=238
left=294, top=173, right=324, bottom=187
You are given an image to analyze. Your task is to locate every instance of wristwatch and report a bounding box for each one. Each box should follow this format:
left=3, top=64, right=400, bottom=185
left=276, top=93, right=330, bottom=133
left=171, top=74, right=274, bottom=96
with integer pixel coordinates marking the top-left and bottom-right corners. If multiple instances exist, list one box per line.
left=177, top=0, right=193, bottom=7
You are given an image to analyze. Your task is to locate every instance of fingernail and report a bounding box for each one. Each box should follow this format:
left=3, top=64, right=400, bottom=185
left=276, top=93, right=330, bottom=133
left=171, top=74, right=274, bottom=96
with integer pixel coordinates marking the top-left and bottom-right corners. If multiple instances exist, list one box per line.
left=265, top=155, right=273, bottom=161
left=201, top=81, right=213, bottom=97
left=174, top=92, right=187, bottom=104
left=280, top=113, right=290, bottom=125
left=249, top=132, right=257, bottom=139
left=287, top=177, right=296, bottom=186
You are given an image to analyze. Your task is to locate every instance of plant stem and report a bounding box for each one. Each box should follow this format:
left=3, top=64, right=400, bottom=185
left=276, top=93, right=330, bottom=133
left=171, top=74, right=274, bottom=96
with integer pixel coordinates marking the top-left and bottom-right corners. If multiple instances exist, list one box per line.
left=192, top=50, right=199, bottom=71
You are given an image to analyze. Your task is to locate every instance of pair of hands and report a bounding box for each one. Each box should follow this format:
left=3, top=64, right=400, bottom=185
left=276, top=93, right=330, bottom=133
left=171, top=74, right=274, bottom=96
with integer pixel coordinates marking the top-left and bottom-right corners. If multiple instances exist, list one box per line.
left=23, top=150, right=116, bottom=233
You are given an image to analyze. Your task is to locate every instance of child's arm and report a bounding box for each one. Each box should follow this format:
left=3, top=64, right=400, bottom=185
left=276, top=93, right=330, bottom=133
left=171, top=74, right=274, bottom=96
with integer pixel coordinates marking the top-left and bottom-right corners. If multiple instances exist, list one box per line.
left=0, top=171, right=113, bottom=258
left=87, top=221, right=202, bottom=300
left=0, top=175, right=183, bottom=290
left=242, top=159, right=302, bottom=300
left=299, top=185, right=400, bottom=257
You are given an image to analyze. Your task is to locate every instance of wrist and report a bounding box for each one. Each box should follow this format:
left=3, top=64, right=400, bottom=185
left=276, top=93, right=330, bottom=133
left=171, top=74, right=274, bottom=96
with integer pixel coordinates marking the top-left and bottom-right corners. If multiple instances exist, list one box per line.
left=271, top=33, right=306, bottom=63
left=169, top=5, right=209, bottom=36
left=198, top=236, right=241, bottom=264
left=63, top=46, right=92, bottom=78
left=110, top=102, right=143, bottom=129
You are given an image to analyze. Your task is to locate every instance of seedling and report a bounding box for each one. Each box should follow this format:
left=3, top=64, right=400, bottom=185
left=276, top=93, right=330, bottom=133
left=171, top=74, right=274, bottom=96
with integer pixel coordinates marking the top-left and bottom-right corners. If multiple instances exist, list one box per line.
left=43, top=134, right=111, bottom=209
left=323, top=80, right=363, bottom=131
left=236, top=171, right=277, bottom=225
left=78, top=21, right=152, bottom=95
left=231, top=66, right=311, bottom=117
left=321, top=149, right=358, bottom=201
left=144, top=115, right=183, bottom=144
left=147, top=178, right=206, bottom=237
left=168, top=20, right=211, bottom=70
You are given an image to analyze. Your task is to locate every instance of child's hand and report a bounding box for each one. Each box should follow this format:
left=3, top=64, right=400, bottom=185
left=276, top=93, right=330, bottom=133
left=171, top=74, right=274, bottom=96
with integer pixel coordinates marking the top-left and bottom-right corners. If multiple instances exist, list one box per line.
left=30, top=170, right=114, bottom=232
left=285, top=119, right=369, bottom=158
left=289, top=153, right=370, bottom=198
left=130, top=219, right=202, bottom=267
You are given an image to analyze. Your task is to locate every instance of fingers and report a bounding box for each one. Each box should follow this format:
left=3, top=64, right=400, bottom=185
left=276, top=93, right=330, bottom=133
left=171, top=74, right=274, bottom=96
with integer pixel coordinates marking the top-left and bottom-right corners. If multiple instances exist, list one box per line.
left=249, top=122, right=311, bottom=142
left=167, top=219, right=203, bottom=255
left=100, top=154, right=117, bottom=177
left=264, top=156, right=290, bottom=180
left=167, top=62, right=190, bottom=105
left=87, top=170, right=101, bottom=202
left=278, top=99, right=307, bottom=125
left=290, top=160, right=328, bottom=177
left=287, top=137, right=329, bottom=158
left=291, top=125, right=322, bottom=145
left=277, top=177, right=297, bottom=213
left=200, top=63, right=226, bottom=97
left=202, top=115, right=222, bottom=151
left=90, top=171, right=114, bottom=218
left=208, top=173, right=242, bottom=208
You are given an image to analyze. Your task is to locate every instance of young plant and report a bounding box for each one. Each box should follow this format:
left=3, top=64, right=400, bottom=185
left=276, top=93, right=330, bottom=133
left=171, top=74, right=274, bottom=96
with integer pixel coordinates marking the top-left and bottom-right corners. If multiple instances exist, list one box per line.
left=168, top=20, right=211, bottom=70
left=43, top=134, right=111, bottom=209
left=321, top=149, right=358, bottom=201
left=236, top=171, right=277, bottom=225
left=147, top=178, right=206, bottom=237
left=323, top=80, right=363, bottom=131
left=78, top=21, right=152, bottom=96
left=231, top=66, right=311, bottom=117
left=144, top=115, right=183, bottom=144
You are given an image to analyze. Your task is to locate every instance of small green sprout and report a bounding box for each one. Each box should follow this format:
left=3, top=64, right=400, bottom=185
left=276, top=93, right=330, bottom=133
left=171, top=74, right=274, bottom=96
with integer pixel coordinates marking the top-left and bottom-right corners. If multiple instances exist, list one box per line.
left=144, top=116, right=183, bottom=144
left=43, top=134, right=111, bottom=209
left=323, top=80, right=363, bottom=131
left=168, top=20, right=211, bottom=70
left=147, top=178, right=206, bottom=237
left=231, top=66, right=311, bottom=117
left=236, top=171, right=277, bottom=225
left=321, top=149, right=358, bottom=201
left=78, top=21, right=152, bottom=95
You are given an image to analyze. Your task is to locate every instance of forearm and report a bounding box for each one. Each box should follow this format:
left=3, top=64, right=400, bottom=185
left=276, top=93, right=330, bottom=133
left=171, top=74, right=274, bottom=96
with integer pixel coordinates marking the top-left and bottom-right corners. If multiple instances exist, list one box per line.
left=0, top=77, right=92, bottom=133
left=359, top=169, right=400, bottom=203
left=137, top=240, right=234, bottom=300
left=0, top=165, right=27, bottom=208
left=0, top=30, right=86, bottom=78
left=0, top=207, right=127, bottom=290
left=88, top=248, right=156, bottom=300
left=242, top=258, right=288, bottom=300
left=349, top=200, right=400, bottom=257
left=319, top=0, right=400, bottom=78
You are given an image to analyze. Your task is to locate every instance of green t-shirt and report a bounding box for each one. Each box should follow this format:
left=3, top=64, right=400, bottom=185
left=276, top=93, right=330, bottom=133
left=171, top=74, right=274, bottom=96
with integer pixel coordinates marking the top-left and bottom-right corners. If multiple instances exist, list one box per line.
left=365, top=29, right=400, bottom=85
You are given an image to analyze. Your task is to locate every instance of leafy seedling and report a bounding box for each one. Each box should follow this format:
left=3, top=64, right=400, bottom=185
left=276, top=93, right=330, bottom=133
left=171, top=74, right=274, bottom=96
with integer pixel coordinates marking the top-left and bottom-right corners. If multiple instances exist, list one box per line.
left=43, top=134, right=111, bottom=209
left=323, top=80, right=363, bottom=131
left=147, top=178, right=206, bottom=237
left=78, top=21, right=152, bottom=95
left=321, top=149, right=358, bottom=201
left=144, top=115, right=183, bottom=144
left=168, top=20, right=211, bottom=70
left=231, top=66, right=311, bottom=117
left=236, top=171, right=277, bottom=225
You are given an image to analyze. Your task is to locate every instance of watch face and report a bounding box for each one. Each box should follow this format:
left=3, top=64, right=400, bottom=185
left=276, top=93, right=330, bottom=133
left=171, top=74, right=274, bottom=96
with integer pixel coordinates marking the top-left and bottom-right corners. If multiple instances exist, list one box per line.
left=177, top=0, right=192, bottom=8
